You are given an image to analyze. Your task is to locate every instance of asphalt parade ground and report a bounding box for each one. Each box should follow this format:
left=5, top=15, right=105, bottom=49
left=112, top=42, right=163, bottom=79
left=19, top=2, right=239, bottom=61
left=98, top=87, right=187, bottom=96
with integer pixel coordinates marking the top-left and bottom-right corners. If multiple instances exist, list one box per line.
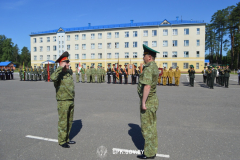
left=0, top=74, right=240, bottom=160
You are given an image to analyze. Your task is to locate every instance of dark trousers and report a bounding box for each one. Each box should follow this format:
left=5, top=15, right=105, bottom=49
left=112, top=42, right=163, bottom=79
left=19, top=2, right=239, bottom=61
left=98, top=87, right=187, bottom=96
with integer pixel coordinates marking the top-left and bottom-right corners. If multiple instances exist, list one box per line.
left=238, top=76, right=240, bottom=85
left=216, top=77, right=219, bottom=83
left=224, top=77, right=229, bottom=87
left=132, top=75, right=136, bottom=84
left=203, top=76, right=207, bottom=83
left=107, top=74, right=111, bottom=83
left=113, top=75, right=116, bottom=83
left=221, top=76, right=225, bottom=86
left=190, top=78, right=194, bottom=87
left=124, top=75, right=128, bottom=84
left=119, top=74, right=122, bottom=84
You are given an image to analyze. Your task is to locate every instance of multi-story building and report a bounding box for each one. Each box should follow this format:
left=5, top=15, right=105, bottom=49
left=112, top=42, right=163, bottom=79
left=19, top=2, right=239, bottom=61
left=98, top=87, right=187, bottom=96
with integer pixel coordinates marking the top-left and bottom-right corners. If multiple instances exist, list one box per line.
left=30, top=19, right=205, bottom=72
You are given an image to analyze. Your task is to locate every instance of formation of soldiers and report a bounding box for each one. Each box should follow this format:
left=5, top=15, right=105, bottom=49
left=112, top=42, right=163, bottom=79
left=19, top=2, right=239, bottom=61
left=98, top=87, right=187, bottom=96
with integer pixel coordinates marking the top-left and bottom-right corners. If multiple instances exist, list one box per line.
left=202, top=64, right=231, bottom=89
left=0, top=66, right=14, bottom=80
left=18, top=66, right=55, bottom=81
left=158, top=66, right=181, bottom=86
left=76, top=65, right=105, bottom=83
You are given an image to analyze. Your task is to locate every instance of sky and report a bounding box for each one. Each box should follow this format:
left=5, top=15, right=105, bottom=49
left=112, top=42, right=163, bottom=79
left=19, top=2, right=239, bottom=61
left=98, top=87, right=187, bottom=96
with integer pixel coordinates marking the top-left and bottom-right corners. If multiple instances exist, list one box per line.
left=0, top=0, right=239, bottom=55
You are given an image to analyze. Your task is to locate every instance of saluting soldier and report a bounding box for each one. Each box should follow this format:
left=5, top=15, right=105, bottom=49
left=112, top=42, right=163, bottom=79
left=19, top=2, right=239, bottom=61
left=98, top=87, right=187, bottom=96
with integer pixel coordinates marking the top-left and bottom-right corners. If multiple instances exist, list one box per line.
left=174, top=66, right=181, bottom=86
left=75, top=67, right=79, bottom=83
left=50, top=51, right=75, bottom=148
left=112, top=64, right=117, bottom=84
left=97, top=65, right=101, bottom=83
left=162, top=67, right=168, bottom=86
left=224, top=64, right=231, bottom=88
left=188, top=65, right=195, bottom=87
left=168, top=67, right=174, bottom=86
left=202, top=66, right=207, bottom=83
left=107, top=64, right=112, bottom=84
left=137, top=44, right=159, bottom=159
left=123, top=65, right=128, bottom=84
left=86, top=66, right=91, bottom=83
left=118, top=65, right=123, bottom=84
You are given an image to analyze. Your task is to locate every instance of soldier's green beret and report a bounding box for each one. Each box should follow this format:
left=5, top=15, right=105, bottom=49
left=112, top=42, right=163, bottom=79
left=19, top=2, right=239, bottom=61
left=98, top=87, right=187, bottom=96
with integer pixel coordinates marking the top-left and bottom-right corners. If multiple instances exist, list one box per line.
left=143, top=44, right=159, bottom=58
left=226, top=64, right=229, bottom=66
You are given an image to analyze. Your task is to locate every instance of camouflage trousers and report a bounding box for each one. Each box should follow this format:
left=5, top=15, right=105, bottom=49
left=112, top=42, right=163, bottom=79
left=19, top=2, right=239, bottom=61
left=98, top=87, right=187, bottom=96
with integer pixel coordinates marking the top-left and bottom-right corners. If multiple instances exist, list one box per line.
left=97, top=75, right=101, bottom=83
left=140, top=95, right=159, bottom=157
left=76, top=74, right=79, bottom=82
left=57, top=100, right=74, bottom=145
left=81, top=74, right=85, bottom=83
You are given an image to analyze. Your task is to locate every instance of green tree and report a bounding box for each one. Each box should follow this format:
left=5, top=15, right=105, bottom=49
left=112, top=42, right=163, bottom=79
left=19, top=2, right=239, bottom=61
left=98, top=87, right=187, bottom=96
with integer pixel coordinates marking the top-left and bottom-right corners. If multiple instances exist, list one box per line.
left=20, top=46, right=31, bottom=67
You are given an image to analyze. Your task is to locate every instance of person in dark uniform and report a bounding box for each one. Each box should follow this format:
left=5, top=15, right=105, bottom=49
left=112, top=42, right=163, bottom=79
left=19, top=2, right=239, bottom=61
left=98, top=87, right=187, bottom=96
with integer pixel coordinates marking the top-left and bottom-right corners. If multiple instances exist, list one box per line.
left=124, top=65, right=128, bottom=84
left=112, top=64, right=116, bottom=84
left=132, top=65, right=137, bottom=84
left=220, top=65, right=225, bottom=86
left=188, top=65, right=195, bottom=87
left=216, top=66, right=220, bottom=83
left=118, top=65, right=123, bottom=84
left=202, top=66, right=207, bottom=83
left=224, top=64, right=231, bottom=88
left=102, top=67, right=105, bottom=82
left=208, top=66, right=214, bottom=89
left=107, top=64, right=112, bottom=84
left=10, top=67, right=14, bottom=79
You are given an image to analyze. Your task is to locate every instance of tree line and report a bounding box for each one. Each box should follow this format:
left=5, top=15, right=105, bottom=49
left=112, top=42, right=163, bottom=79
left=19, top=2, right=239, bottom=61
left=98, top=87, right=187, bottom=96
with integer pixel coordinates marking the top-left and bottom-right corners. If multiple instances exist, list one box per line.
left=0, top=35, right=31, bottom=67
left=205, top=2, right=240, bottom=69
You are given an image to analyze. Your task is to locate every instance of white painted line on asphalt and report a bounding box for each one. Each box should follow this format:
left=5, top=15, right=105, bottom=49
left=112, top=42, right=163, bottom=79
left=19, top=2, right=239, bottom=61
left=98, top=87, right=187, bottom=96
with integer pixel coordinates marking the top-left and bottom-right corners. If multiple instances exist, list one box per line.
left=26, top=135, right=58, bottom=142
left=112, top=148, right=170, bottom=158
left=185, top=75, right=189, bottom=82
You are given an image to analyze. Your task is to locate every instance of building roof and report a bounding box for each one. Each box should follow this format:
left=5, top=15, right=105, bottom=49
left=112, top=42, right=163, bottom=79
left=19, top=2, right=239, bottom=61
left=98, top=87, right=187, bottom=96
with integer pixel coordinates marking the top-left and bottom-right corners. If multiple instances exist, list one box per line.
left=0, top=61, right=13, bottom=66
left=30, top=19, right=205, bottom=35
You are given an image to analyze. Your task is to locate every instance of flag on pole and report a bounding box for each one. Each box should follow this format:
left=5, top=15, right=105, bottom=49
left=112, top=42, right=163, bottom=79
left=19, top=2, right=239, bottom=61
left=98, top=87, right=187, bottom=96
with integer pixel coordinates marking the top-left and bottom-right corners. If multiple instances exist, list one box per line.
left=78, top=61, right=81, bottom=73
left=47, top=61, right=50, bottom=82
left=23, top=62, right=25, bottom=70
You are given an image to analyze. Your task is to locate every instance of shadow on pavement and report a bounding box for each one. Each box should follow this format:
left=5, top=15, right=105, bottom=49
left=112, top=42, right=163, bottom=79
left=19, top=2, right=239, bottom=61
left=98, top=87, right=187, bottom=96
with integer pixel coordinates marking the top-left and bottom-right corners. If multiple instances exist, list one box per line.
left=69, top=119, right=82, bottom=140
left=181, top=82, right=189, bottom=86
left=128, top=123, right=144, bottom=150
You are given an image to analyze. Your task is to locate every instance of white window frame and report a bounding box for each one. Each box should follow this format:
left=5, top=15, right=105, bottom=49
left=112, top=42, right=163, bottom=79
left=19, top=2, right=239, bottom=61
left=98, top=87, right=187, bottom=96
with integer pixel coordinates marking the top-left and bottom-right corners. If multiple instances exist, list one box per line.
left=196, top=51, right=200, bottom=57
left=98, top=43, right=102, bottom=49
left=34, top=47, right=37, bottom=52
left=184, top=40, right=189, bottom=46
left=172, top=63, right=177, bottom=69
left=163, top=29, right=168, bottom=36
left=115, top=52, right=119, bottom=58
left=163, top=52, right=168, bottom=58
left=33, top=38, right=37, bottom=43
left=107, top=53, right=111, bottom=59
left=82, top=54, right=86, bottom=59
left=40, top=46, right=43, bottom=52
left=91, top=43, right=95, bottom=49
left=82, top=44, right=86, bottom=50
left=163, top=63, right=168, bottom=68
left=184, top=28, right=189, bottom=35
left=173, top=40, right=177, bottom=47
left=143, top=41, right=148, bottom=46
left=143, top=30, right=148, bottom=37
left=196, top=63, right=199, bottom=69
left=115, top=32, right=119, bottom=38
left=125, top=31, right=129, bottom=37
left=47, top=46, right=50, bottom=51
left=152, top=41, right=157, bottom=47
left=34, top=55, right=37, bottom=60
left=47, top=55, right=50, bottom=60
left=125, top=42, right=129, bottom=48
left=75, top=44, right=79, bottom=50
left=172, top=51, right=177, bottom=57
left=67, top=35, right=70, bottom=41
left=98, top=33, right=102, bottom=39
left=152, top=30, right=157, bottom=36
left=40, top=37, right=43, bottom=43
left=125, top=52, right=129, bottom=58
left=75, top=54, right=79, bottom=59
left=163, top=40, right=168, bottom=47
left=53, top=45, right=56, bottom=51
left=40, top=55, right=43, bottom=60
left=82, top=34, right=86, bottom=40
left=184, top=51, right=189, bottom=58
left=91, top=53, right=95, bottom=59
left=133, top=42, right=137, bottom=48
left=67, top=45, right=70, bottom=50
left=53, top=55, right=57, bottom=60
left=133, top=52, right=137, bottom=58
left=91, top=34, right=95, bottom=39
left=115, top=42, right=119, bottom=48
left=98, top=53, right=102, bottom=59
left=133, top=31, right=138, bottom=37
left=197, top=40, right=200, bottom=46
left=107, top=43, right=111, bottom=49
left=184, top=63, right=189, bottom=69
left=53, top=36, right=56, bottom=42
left=197, top=28, right=200, bottom=35
left=172, top=29, right=178, bottom=35
left=47, top=37, right=50, bottom=42
left=75, top=35, right=79, bottom=40
left=107, top=32, right=111, bottom=38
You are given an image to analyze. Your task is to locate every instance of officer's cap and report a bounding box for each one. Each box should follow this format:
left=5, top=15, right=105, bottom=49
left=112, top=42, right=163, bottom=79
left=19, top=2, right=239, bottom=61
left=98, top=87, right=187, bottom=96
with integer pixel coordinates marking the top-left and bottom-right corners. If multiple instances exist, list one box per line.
left=113, top=64, right=115, bottom=66
left=143, top=44, right=159, bottom=58
left=55, top=51, right=70, bottom=63
left=119, top=65, right=122, bottom=66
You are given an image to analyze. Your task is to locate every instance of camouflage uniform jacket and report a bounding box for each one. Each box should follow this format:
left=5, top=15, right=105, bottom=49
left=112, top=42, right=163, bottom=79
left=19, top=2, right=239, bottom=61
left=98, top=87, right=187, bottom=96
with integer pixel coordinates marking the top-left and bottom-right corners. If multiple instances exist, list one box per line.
left=50, top=66, right=75, bottom=101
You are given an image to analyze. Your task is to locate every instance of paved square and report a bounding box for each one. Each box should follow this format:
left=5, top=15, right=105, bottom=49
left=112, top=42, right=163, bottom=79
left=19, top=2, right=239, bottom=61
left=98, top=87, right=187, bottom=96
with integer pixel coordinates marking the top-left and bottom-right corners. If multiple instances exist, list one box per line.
left=0, top=74, right=240, bottom=160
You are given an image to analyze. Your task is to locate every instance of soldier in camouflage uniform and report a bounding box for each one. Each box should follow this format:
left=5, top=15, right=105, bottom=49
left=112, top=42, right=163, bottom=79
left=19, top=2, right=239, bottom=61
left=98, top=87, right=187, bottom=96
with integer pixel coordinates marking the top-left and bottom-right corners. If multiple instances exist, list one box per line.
left=86, top=66, right=91, bottom=83
left=50, top=51, right=75, bottom=148
left=224, top=64, right=231, bottom=88
left=96, top=65, right=101, bottom=83
left=137, top=44, right=159, bottom=159
left=80, top=65, right=85, bottom=83
left=75, top=67, right=79, bottom=83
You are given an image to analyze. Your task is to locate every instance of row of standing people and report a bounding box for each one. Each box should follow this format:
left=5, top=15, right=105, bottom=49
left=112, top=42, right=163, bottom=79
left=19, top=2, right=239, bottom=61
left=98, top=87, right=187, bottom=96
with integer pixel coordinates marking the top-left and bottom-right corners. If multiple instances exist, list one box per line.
left=158, top=66, right=181, bottom=86
left=0, top=67, right=14, bottom=80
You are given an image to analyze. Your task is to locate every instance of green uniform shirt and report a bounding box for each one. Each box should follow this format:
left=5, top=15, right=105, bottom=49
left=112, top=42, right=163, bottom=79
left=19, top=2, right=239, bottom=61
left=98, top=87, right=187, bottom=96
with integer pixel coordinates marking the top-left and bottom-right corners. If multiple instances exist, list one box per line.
left=137, top=61, right=159, bottom=98
left=50, top=66, right=75, bottom=101
left=224, top=69, right=231, bottom=77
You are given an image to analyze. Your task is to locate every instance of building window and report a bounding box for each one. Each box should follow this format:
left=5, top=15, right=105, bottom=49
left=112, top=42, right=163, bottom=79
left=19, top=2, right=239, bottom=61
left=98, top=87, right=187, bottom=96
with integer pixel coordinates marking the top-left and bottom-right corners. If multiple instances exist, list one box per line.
left=173, top=40, right=178, bottom=47
left=133, top=31, right=138, bottom=37
left=91, top=63, right=95, bottom=67
left=91, top=53, right=95, bottom=59
left=40, top=46, right=43, bottom=52
left=69, top=54, right=71, bottom=59
left=47, top=37, right=50, bottom=42
left=33, top=38, right=36, bottom=43
left=98, top=63, right=102, bottom=67
left=67, top=45, right=70, bottom=50
left=184, top=40, right=189, bottom=46
left=62, top=41, right=64, bottom=44
left=59, top=50, right=61, bottom=53
left=75, top=54, right=79, bottom=59
left=115, top=52, right=119, bottom=58
left=172, top=29, right=178, bottom=35
left=124, top=63, right=129, bottom=66
left=82, top=34, right=86, bottom=40
left=163, top=29, right=168, bottom=36
left=107, top=53, right=111, bottom=59
left=47, top=55, right=50, bottom=60
left=133, top=42, right=137, bottom=48
left=107, top=43, right=111, bottom=49
left=91, top=34, right=95, bottom=39
left=133, top=52, right=137, bottom=58
left=91, top=43, right=95, bottom=49
left=172, top=63, right=177, bottom=69
left=75, top=44, right=79, bottom=50
left=75, top=35, right=79, bottom=40
left=196, top=51, right=200, bottom=57
left=163, top=52, right=168, bottom=57
left=40, top=55, right=43, bottom=60
left=152, top=41, right=157, bottom=47
left=115, top=32, right=119, bottom=38
left=82, top=44, right=86, bottom=50
left=107, top=32, right=111, bottom=38
left=34, top=55, right=37, bottom=60
left=34, top=47, right=37, bottom=52
left=184, top=28, right=189, bottom=35
left=125, top=52, right=129, bottom=58
left=67, top=35, right=70, bottom=41
left=196, top=63, right=199, bottom=69
left=39, top=37, right=43, bottom=43
left=98, top=43, right=102, bottom=49
left=62, top=45, right=64, bottom=49
left=152, top=30, right=157, bottom=36
left=53, top=45, right=56, bottom=51
left=82, top=63, right=86, bottom=68
left=98, top=33, right=102, bottom=39
left=53, top=36, right=56, bottom=42
left=125, top=31, right=129, bottom=37
left=197, top=28, right=200, bottom=35
left=172, top=51, right=177, bottom=57
left=143, top=41, right=148, bottom=46
left=47, top=46, right=50, bottom=51
left=53, top=55, right=57, bottom=60
left=197, top=40, right=200, bottom=46
left=184, top=63, right=189, bottom=69
left=163, top=63, right=168, bottom=68
left=184, top=51, right=189, bottom=57
left=82, top=54, right=86, bottom=59
left=98, top=53, right=102, bottom=59
left=143, top=30, right=148, bottom=37
left=163, top=40, right=168, bottom=47
left=125, top=42, right=129, bottom=48
left=59, top=45, right=61, bottom=49
left=115, top=42, right=119, bottom=48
